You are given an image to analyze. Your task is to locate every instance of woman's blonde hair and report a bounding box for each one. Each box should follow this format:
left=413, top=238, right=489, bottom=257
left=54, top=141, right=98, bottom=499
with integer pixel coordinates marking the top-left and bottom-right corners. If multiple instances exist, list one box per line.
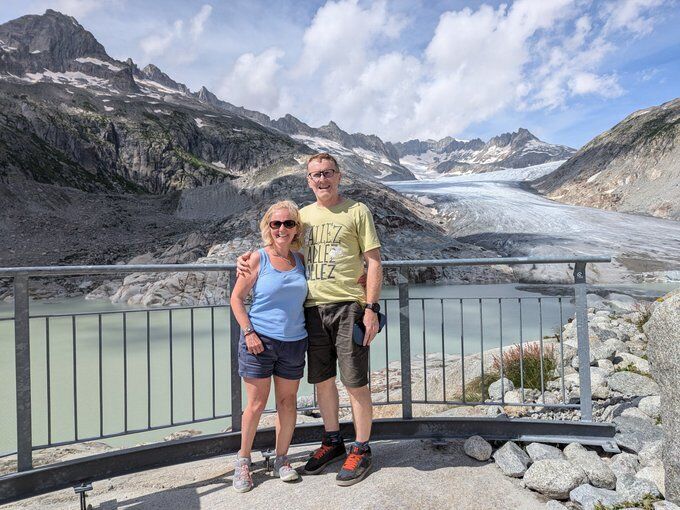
left=259, top=200, right=303, bottom=251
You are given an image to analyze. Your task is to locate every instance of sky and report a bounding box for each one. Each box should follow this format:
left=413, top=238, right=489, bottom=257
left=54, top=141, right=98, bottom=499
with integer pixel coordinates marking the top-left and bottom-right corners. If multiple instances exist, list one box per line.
left=1, top=0, right=679, bottom=149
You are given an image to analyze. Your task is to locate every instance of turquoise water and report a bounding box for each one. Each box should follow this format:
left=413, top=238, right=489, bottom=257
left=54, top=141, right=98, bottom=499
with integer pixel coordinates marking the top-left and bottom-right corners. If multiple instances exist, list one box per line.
left=0, top=282, right=673, bottom=455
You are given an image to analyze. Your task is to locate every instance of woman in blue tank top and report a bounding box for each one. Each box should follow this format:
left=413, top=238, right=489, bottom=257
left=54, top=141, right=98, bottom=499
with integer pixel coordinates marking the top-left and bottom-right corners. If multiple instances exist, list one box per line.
left=230, top=200, right=308, bottom=492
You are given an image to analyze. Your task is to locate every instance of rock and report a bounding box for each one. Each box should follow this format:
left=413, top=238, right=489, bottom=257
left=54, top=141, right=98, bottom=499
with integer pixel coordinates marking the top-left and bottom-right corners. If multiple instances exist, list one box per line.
left=638, top=396, right=661, bottom=421
left=463, top=435, right=492, bottom=461
left=606, top=293, right=638, bottom=312
left=526, top=443, right=565, bottom=462
left=590, top=367, right=610, bottom=400
left=488, top=378, right=514, bottom=400
left=638, top=440, right=663, bottom=467
left=492, top=441, right=532, bottom=477
left=597, top=359, right=615, bottom=375
left=609, top=452, right=640, bottom=479
left=653, top=501, right=680, bottom=510
left=621, top=407, right=656, bottom=421
left=523, top=459, right=588, bottom=499
left=163, top=429, right=201, bottom=441
left=637, top=465, right=665, bottom=497
left=545, top=500, right=570, bottom=509
left=616, top=473, right=661, bottom=501
left=587, top=294, right=607, bottom=309
left=569, top=484, right=623, bottom=510
left=615, top=352, right=651, bottom=374
left=563, top=443, right=616, bottom=489
left=614, top=416, right=663, bottom=453
left=607, top=371, right=660, bottom=397
left=591, top=342, right=617, bottom=361
left=645, top=288, right=680, bottom=504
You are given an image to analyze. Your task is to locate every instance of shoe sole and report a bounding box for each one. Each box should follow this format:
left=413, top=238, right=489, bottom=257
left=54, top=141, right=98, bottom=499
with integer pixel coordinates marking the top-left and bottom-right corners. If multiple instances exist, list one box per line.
left=233, top=486, right=253, bottom=493
left=278, top=472, right=299, bottom=482
left=336, top=463, right=372, bottom=487
left=302, top=453, right=346, bottom=475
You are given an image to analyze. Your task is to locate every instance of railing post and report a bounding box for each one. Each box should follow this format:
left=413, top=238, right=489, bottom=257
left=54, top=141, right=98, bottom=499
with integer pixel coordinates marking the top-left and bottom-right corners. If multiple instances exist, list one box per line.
left=398, top=266, right=412, bottom=419
left=14, top=275, right=32, bottom=471
left=573, top=262, right=593, bottom=422
left=228, top=269, right=242, bottom=431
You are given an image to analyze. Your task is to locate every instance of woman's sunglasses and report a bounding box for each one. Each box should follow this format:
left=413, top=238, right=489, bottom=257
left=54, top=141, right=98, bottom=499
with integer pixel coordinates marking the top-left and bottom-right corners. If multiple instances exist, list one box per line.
left=269, top=220, right=297, bottom=229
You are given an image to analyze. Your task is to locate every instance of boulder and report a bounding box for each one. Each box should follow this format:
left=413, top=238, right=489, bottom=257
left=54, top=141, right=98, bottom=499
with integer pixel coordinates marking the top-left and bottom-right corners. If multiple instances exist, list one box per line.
left=638, top=395, right=661, bottom=421
left=607, top=371, right=659, bottom=397
left=523, top=459, right=588, bottom=499
left=637, top=465, right=665, bottom=498
left=488, top=378, right=514, bottom=401
left=563, top=443, right=616, bottom=489
left=526, top=443, right=565, bottom=462
left=605, top=293, right=637, bottom=312
left=463, top=435, right=492, bottom=461
left=608, top=452, right=639, bottom=479
left=653, top=501, right=680, bottom=509
left=614, top=416, right=663, bottom=453
left=616, top=473, right=661, bottom=501
left=638, top=440, right=663, bottom=467
left=614, top=352, right=651, bottom=374
left=645, top=288, right=680, bottom=504
left=492, top=441, right=531, bottom=477
left=569, top=484, right=623, bottom=510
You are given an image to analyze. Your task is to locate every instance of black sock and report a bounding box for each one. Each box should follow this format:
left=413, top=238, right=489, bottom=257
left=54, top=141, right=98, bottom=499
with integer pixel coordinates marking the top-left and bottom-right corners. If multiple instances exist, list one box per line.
left=353, top=440, right=369, bottom=452
left=323, top=430, right=343, bottom=445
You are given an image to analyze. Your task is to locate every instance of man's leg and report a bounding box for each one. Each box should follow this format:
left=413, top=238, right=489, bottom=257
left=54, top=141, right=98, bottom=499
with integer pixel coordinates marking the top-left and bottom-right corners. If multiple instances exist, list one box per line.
left=315, top=376, right=340, bottom=432
left=345, top=384, right=372, bottom=443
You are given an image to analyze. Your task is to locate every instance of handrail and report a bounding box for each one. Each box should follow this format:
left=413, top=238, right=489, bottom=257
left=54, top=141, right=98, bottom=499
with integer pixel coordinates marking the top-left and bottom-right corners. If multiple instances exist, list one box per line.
left=0, top=255, right=611, bottom=277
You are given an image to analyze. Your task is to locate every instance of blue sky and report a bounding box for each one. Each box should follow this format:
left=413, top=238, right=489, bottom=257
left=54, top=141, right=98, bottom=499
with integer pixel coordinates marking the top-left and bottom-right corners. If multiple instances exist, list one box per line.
left=1, top=0, right=679, bottom=148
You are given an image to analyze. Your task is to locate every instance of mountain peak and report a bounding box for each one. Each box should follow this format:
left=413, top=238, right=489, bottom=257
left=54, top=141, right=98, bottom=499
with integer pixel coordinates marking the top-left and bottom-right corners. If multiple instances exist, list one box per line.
left=141, top=63, right=189, bottom=93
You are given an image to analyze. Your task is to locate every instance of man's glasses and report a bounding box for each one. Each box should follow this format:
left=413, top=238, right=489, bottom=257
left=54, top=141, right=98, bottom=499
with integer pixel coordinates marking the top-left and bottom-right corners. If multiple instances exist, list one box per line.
left=307, top=169, right=336, bottom=181
left=269, top=220, right=297, bottom=229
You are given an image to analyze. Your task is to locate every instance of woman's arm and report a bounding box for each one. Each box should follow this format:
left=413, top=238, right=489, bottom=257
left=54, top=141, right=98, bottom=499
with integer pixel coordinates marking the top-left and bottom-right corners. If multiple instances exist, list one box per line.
left=229, top=251, right=264, bottom=354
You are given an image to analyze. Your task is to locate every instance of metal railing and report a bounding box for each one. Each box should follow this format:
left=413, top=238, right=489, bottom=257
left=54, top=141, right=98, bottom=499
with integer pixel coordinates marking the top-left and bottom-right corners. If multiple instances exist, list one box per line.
left=0, top=256, right=615, bottom=504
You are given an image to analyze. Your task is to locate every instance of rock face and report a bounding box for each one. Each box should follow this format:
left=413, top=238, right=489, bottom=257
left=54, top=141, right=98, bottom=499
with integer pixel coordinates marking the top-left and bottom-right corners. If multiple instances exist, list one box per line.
left=533, top=97, right=680, bottom=220
left=645, top=288, right=680, bottom=504
left=394, top=128, right=575, bottom=177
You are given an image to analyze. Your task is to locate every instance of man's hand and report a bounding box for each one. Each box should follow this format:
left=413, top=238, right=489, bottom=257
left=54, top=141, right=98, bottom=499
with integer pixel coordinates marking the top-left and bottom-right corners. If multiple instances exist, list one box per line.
left=362, top=310, right=379, bottom=347
left=245, top=332, right=264, bottom=355
left=236, top=251, right=252, bottom=278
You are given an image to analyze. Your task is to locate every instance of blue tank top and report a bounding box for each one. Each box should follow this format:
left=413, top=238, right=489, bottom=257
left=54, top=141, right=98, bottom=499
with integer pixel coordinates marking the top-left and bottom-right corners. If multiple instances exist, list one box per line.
left=248, top=248, right=307, bottom=341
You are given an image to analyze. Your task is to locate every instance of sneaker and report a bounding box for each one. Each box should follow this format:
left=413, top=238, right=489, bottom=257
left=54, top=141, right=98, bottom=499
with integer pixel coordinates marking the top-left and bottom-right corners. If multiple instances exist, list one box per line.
left=303, top=440, right=347, bottom=475
left=336, top=445, right=372, bottom=486
left=273, top=455, right=299, bottom=482
left=232, top=456, right=253, bottom=493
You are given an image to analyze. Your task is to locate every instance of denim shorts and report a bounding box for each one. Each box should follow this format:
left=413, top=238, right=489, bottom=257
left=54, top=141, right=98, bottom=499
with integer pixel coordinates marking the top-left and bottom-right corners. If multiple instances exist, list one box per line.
left=238, top=332, right=308, bottom=380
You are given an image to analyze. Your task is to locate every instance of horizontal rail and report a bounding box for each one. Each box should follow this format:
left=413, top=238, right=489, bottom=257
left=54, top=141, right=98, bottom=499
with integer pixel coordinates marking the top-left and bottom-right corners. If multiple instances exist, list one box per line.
left=0, top=256, right=611, bottom=277
left=0, top=417, right=617, bottom=505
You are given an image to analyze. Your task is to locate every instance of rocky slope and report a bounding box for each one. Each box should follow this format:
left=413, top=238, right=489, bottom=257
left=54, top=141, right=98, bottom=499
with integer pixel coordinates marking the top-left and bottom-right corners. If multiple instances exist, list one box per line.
left=1, top=9, right=493, bottom=286
left=532, top=98, right=680, bottom=220
left=394, top=128, right=575, bottom=178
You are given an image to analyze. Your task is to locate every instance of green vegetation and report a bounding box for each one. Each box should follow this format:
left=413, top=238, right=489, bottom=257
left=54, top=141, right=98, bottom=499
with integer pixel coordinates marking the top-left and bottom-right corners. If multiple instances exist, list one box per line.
left=614, top=365, right=651, bottom=377
left=493, top=343, right=557, bottom=391
left=593, top=493, right=661, bottom=509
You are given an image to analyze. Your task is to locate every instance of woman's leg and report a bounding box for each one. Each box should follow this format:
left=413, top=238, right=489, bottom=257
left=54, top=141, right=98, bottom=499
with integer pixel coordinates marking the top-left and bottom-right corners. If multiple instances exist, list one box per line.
left=239, top=377, right=271, bottom=458
left=274, top=375, right=300, bottom=456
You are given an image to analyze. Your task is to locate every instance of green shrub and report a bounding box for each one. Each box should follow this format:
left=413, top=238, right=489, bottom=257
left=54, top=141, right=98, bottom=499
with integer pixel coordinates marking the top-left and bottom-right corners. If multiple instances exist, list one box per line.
left=492, top=343, right=556, bottom=391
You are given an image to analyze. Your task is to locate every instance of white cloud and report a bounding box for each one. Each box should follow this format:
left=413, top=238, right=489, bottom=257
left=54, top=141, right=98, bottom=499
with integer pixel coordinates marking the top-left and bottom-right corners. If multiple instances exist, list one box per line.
left=213, top=0, right=667, bottom=141
left=602, top=0, right=664, bottom=36
left=36, top=0, right=117, bottom=18
left=218, top=47, right=285, bottom=112
left=139, top=4, right=212, bottom=62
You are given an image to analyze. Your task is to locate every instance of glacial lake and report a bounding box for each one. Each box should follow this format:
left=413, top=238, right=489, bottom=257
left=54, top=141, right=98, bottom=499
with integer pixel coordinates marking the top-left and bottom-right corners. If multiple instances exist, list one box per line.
left=0, top=282, right=674, bottom=456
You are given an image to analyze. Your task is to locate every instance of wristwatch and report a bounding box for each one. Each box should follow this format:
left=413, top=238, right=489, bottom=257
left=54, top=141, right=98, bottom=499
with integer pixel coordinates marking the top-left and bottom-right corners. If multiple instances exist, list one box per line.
left=364, top=303, right=380, bottom=313
left=243, top=325, right=255, bottom=336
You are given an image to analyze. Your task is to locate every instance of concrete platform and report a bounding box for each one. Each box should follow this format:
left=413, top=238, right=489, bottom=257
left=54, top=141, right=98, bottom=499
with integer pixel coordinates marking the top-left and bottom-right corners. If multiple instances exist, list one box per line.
left=1, top=439, right=550, bottom=509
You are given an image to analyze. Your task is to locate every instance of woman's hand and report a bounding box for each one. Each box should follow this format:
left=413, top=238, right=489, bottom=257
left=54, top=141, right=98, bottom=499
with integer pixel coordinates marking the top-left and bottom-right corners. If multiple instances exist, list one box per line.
left=236, top=251, right=252, bottom=278
left=245, top=332, right=264, bottom=355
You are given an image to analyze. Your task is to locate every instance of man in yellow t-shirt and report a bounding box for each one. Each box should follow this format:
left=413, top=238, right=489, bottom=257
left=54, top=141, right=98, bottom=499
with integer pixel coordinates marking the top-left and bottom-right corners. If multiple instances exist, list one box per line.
left=300, top=153, right=382, bottom=486
left=237, top=153, right=382, bottom=486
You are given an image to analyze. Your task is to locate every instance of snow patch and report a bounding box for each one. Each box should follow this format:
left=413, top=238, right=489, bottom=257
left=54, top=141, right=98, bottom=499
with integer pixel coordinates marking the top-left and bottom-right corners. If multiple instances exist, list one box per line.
left=74, top=57, right=122, bottom=72
left=194, top=118, right=205, bottom=128
left=30, top=50, right=42, bottom=54
left=212, top=161, right=226, bottom=168
left=586, top=171, right=602, bottom=183
left=104, top=106, right=114, bottom=112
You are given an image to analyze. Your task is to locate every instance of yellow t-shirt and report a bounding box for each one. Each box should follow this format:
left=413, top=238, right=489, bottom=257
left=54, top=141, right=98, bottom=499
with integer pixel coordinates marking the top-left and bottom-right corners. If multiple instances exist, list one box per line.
left=300, top=199, right=381, bottom=307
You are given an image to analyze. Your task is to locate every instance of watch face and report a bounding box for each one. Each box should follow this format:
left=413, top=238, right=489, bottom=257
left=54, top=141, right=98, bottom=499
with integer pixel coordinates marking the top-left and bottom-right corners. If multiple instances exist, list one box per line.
left=366, top=303, right=380, bottom=312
